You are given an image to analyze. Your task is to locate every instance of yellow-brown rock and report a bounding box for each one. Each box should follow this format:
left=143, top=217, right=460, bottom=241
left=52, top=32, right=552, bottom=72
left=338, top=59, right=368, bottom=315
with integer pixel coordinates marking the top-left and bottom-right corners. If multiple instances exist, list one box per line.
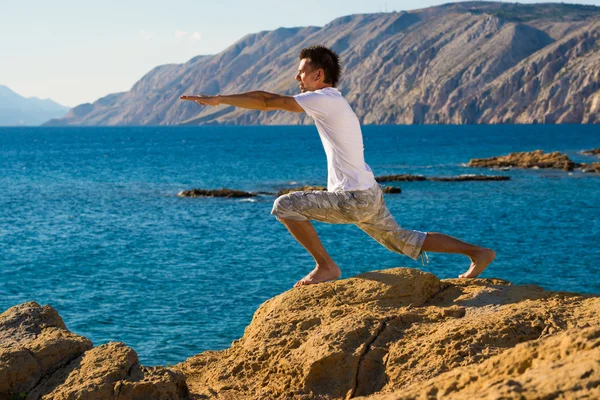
left=4, top=268, right=600, bottom=400
left=361, top=326, right=600, bottom=400
left=277, top=186, right=327, bottom=196
left=581, top=162, right=600, bottom=173
left=175, top=268, right=600, bottom=400
left=581, top=148, right=600, bottom=157
left=0, top=302, right=189, bottom=400
left=467, top=150, right=581, bottom=171
left=0, top=301, right=93, bottom=396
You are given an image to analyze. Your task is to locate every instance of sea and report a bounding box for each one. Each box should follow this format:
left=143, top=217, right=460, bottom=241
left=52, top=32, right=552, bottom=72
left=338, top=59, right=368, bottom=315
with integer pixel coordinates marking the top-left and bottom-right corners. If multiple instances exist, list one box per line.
left=1, top=125, right=599, bottom=366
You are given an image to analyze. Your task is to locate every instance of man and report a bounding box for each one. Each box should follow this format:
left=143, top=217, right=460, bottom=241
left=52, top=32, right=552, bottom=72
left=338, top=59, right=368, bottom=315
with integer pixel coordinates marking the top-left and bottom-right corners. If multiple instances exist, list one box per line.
left=180, top=45, right=496, bottom=287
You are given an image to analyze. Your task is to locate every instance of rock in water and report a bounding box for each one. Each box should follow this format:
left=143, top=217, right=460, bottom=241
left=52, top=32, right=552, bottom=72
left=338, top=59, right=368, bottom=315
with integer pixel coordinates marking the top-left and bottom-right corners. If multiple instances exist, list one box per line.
left=381, top=186, right=402, bottom=193
left=277, top=186, right=327, bottom=196
left=178, top=188, right=256, bottom=198
left=580, top=162, right=600, bottom=173
left=467, top=150, right=581, bottom=171
left=581, top=148, right=600, bottom=157
left=429, top=174, right=510, bottom=181
left=376, top=175, right=427, bottom=182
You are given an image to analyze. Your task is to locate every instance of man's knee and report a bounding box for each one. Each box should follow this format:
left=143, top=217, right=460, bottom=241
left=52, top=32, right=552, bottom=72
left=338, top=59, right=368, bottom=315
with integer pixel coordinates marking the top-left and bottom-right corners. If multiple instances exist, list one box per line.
left=271, top=194, right=308, bottom=222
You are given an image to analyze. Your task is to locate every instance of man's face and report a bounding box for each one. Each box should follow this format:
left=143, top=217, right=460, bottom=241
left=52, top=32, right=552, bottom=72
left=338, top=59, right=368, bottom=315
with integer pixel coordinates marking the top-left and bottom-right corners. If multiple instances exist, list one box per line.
left=295, top=58, right=321, bottom=93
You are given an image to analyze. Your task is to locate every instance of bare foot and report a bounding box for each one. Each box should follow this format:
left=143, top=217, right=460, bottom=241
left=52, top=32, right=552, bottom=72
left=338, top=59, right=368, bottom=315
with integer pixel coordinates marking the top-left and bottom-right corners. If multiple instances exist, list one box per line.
left=459, top=248, right=496, bottom=278
left=294, top=263, right=341, bottom=287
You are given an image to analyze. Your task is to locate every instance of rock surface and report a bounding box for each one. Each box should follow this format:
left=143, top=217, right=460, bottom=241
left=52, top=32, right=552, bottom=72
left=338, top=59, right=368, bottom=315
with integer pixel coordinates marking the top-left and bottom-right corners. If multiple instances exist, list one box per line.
left=175, top=268, right=600, bottom=399
left=4, top=269, right=599, bottom=400
left=178, top=188, right=256, bottom=198
left=277, top=186, right=327, bottom=196
left=467, top=149, right=581, bottom=171
left=581, top=162, right=600, bottom=173
left=376, top=174, right=510, bottom=182
left=376, top=175, right=428, bottom=182
left=361, top=326, right=600, bottom=400
left=429, top=174, right=510, bottom=181
left=581, top=148, right=600, bottom=157
left=0, top=302, right=189, bottom=400
left=44, top=2, right=600, bottom=126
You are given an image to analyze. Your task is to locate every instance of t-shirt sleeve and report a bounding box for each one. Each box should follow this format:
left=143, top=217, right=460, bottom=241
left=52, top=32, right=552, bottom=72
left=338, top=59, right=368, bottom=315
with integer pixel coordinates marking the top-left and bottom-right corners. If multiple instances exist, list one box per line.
left=293, top=91, right=331, bottom=119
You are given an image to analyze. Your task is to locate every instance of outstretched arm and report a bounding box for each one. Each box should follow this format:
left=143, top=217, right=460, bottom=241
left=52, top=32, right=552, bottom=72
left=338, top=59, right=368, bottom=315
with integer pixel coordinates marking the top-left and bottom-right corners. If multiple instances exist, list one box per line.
left=179, top=91, right=304, bottom=113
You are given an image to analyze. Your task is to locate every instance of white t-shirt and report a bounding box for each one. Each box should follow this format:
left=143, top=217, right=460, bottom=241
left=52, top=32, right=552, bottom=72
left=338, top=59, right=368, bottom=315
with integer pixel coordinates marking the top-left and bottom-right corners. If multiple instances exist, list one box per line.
left=293, top=87, right=377, bottom=192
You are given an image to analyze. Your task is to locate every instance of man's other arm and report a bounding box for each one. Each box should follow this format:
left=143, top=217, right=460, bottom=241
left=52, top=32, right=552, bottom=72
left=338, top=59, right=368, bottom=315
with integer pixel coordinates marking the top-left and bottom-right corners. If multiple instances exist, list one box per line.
left=179, top=91, right=304, bottom=113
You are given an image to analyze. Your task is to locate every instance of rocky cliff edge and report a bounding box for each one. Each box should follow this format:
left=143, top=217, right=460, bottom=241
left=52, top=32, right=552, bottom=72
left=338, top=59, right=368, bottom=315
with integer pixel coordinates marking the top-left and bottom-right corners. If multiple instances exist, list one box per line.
left=2, top=268, right=599, bottom=399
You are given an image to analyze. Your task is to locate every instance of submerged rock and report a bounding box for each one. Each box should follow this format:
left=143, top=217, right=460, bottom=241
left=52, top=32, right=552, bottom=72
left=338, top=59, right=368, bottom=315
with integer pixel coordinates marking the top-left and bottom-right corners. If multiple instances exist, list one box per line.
left=178, top=188, right=256, bottom=198
left=0, top=302, right=189, bottom=400
left=467, top=150, right=581, bottom=171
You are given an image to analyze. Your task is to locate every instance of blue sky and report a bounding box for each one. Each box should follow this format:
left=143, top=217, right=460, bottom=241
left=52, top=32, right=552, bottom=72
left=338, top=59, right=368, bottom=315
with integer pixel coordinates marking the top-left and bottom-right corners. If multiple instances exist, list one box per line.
left=2, top=0, right=599, bottom=107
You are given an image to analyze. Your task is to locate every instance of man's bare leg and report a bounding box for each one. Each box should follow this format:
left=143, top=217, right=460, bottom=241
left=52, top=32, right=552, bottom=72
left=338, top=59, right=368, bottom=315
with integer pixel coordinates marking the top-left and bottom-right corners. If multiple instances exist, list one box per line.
left=421, top=232, right=496, bottom=278
left=278, top=217, right=341, bottom=287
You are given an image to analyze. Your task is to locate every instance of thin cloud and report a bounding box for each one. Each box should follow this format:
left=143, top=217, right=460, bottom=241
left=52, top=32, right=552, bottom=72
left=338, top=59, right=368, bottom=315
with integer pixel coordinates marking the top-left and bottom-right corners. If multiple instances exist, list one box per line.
left=175, top=30, right=188, bottom=39
left=189, top=32, right=202, bottom=41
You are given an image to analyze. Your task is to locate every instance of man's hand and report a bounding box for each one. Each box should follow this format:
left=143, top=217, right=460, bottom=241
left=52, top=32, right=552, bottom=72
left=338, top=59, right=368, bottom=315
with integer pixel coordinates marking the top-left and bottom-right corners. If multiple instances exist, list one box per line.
left=179, top=95, right=220, bottom=107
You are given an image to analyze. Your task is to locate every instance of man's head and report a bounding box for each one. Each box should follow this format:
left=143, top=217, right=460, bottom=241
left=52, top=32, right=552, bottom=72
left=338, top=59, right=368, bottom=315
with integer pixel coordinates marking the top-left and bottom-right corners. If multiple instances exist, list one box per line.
left=296, top=45, right=341, bottom=93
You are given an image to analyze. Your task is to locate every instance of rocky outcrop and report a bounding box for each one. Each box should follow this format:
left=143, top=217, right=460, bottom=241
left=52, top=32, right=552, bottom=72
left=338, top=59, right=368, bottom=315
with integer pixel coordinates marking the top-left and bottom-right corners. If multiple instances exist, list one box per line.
left=376, top=174, right=510, bottom=181
left=44, top=2, right=600, bottom=126
left=467, top=149, right=581, bottom=171
left=429, top=174, right=510, bottom=181
left=376, top=175, right=427, bottom=182
left=177, top=188, right=256, bottom=198
left=175, top=268, right=600, bottom=399
left=362, top=326, right=600, bottom=400
left=3, top=270, right=599, bottom=400
left=581, top=162, right=600, bottom=173
left=581, top=147, right=600, bottom=156
left=277, top=186, right=327, bottom=196
left=0, top=302, right=189, bottom=400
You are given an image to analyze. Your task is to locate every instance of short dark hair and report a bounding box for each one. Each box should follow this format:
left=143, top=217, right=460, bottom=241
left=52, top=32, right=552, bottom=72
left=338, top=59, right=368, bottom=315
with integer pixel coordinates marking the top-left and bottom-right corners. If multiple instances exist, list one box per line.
left=299, top=45, right=342, bottom=87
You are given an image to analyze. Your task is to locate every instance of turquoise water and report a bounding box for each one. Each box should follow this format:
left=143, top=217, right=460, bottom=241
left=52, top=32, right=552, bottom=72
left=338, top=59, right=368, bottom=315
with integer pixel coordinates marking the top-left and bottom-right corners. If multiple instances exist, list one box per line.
left=1, top=125, right=599, bottom=366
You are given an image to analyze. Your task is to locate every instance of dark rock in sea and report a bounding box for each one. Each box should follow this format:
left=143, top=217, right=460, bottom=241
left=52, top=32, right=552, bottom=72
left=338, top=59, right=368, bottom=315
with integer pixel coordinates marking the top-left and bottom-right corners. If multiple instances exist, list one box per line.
left=381, top=186, right=402, bottom=193
left=580, top=162, right=600, bottom=173
left=0, top=302, right=189, bottom=399
left=376, top=174, right=427, bottom=182
left=377, top=174, right=509, bottom=182
left=277, top=186, right=327, bottom=196
left=178, top=188, right=256, bottom=198
left=467, top=150, right=581, bottom=171
left=581, top=148, right=600, bottom=157
left=429, top=174, right=510, bottom=181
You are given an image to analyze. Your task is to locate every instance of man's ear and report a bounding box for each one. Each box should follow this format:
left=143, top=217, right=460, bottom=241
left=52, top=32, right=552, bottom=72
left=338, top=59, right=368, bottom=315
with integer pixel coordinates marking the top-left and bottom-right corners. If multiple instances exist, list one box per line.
left=316, top=68, right=325, bottom=82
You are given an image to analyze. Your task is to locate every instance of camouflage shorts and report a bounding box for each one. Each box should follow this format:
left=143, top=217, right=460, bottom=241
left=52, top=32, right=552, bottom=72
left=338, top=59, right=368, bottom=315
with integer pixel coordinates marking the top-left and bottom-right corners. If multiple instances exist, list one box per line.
left=270, top=183, right=429, bottom=265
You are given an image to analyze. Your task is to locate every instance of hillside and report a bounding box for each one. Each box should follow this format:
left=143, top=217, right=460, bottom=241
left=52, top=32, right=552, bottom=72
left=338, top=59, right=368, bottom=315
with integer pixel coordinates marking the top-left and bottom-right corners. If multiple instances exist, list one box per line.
left=45, top=2, right=600, bottom=126
left=0, top=85, right=69, bottom=126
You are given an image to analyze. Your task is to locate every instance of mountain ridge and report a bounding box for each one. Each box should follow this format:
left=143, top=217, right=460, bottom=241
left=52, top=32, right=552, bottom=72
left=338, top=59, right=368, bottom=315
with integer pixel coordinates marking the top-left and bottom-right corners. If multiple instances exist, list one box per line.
left=44, top=1, right=600, bottom=126
left=0, top=85, right=69, bottom=126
